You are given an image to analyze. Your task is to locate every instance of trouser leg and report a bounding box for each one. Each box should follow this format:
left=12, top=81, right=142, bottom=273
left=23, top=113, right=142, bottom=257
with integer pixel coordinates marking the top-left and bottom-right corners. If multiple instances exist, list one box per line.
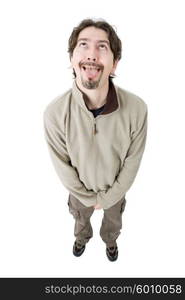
left=100, top=196, right=126, bottom=248
left=68, top=194, right=94, bottom=246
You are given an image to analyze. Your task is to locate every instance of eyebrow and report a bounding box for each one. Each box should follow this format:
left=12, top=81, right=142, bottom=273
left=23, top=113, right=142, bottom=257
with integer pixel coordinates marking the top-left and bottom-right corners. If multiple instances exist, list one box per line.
left=77, top=38, right=110, bottom=45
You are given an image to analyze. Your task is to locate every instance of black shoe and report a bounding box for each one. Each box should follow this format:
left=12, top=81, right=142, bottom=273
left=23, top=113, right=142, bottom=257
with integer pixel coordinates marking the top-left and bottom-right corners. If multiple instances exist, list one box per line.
left=73, top=241, right=85, bottom=257
left=106, top=246, right=118, bottom=262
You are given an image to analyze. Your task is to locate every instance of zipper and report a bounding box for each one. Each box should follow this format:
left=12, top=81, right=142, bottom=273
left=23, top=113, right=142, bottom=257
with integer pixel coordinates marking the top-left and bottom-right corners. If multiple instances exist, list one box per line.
left=93, top=115, right=103, bottom=134
left=86, top=112, right=102, bottom=135
left=94, top=120, right=97, bottom=135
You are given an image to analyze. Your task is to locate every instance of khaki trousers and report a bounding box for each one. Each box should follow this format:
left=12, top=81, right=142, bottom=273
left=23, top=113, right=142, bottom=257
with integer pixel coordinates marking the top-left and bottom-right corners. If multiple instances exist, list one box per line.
left=68, top=193, right=126, bottom=248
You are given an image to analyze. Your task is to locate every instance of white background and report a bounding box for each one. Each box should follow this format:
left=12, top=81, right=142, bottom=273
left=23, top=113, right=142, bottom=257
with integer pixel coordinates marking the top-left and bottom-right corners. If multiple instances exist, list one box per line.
left=0, top=0, right=185, bottom=277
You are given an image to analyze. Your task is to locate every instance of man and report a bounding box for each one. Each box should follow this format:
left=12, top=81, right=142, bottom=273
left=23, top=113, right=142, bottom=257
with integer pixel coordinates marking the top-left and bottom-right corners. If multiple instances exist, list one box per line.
left=43, top=19, right=147, bottom=262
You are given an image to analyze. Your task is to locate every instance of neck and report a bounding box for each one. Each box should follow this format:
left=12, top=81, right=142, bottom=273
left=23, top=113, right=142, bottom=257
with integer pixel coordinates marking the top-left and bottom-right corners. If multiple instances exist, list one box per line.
left=76, top=79, right=109, bottom=110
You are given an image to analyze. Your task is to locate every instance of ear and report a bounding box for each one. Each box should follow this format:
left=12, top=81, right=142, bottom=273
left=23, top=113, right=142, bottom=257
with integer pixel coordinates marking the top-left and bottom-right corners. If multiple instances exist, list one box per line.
left=110, top=60, right=119, bottom=77
left=112, top=59, right=119, bottom=73
left=70, top=55, right=76, bottom=69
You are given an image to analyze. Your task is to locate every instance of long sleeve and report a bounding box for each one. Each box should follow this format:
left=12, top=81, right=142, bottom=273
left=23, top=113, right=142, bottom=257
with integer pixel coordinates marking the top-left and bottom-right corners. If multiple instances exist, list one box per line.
left=97, top=105, right=148, bottom=209
left=43, top=111, right=97, bottom=206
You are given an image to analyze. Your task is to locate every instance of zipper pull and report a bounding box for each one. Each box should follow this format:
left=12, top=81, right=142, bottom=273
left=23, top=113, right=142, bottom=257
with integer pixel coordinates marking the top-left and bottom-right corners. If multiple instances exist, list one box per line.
left=94, top=123, right=97, bottom=135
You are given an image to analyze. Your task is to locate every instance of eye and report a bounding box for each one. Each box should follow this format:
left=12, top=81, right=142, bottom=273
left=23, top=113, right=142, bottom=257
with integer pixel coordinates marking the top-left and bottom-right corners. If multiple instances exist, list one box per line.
left=98, top=44, right=107, bottom=50
left=79, top=42, right=88, bottom=47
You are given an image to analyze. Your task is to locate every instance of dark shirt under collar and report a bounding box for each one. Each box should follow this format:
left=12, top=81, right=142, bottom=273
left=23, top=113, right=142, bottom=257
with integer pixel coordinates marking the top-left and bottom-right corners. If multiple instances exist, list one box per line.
left=100, top=79, right=118, bottom=115
left=83, top=79, right=119, bottom=116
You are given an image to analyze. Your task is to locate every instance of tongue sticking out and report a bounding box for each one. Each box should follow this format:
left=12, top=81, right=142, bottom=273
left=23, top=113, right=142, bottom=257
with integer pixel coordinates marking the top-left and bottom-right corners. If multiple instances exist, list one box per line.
left=82, top=67, right=100, bottom=80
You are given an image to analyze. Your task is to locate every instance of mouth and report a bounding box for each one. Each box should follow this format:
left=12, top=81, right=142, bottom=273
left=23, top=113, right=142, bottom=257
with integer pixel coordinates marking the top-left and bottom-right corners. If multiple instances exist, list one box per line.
left=81, top=65, right=101, bottom=72
left=80, top=63, right=103, bottom=80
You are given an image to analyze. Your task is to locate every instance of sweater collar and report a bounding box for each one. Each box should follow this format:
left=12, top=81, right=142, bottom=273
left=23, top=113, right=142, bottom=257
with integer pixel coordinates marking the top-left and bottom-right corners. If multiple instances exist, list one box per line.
left=72, top=79, right=119, bottom=115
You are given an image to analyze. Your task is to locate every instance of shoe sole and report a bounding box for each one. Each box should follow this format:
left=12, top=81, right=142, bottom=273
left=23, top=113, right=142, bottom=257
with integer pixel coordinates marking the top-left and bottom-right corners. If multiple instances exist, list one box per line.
left=73, top=245, right=85, bottom=257
left=106, top=249, right=118, bottom=262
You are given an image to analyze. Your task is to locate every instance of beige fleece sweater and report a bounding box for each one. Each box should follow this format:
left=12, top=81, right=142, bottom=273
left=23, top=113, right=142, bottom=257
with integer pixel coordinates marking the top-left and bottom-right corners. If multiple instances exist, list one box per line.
left=43, top=80, right=147, bottom=209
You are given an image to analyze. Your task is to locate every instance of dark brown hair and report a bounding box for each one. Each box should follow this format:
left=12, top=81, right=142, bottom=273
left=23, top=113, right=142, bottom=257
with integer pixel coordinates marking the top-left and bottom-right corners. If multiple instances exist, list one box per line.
left=68, top=18, right=122, bottom=62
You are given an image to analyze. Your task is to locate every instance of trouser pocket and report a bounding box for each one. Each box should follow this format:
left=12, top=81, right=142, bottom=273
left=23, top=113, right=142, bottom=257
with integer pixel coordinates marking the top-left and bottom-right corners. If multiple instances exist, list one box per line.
left=100, top=196, right=126, bottom=246
left=120, top=197, right=126, bottom=214
left=68, top=194, right=94, bottom=244
left=68, top=196, right=80, bottom=220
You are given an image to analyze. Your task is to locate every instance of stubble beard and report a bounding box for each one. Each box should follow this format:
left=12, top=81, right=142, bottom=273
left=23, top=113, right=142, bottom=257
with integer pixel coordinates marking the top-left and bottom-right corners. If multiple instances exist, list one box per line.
left=80, top=69, right=103, bottom=89
left=81, top=76, right=101, bottom=89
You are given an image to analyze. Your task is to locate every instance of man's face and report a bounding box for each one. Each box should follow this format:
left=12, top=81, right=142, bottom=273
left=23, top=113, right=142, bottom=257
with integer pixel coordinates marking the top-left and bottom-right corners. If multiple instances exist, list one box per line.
left=71, top=26, right=118, bottom=90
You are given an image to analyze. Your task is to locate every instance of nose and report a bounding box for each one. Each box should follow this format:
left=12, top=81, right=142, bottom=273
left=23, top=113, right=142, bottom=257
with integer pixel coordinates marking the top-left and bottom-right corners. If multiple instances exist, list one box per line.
left=87, top=57, right=96, bottom=62
left=86, top=46, right=98, bottom=62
